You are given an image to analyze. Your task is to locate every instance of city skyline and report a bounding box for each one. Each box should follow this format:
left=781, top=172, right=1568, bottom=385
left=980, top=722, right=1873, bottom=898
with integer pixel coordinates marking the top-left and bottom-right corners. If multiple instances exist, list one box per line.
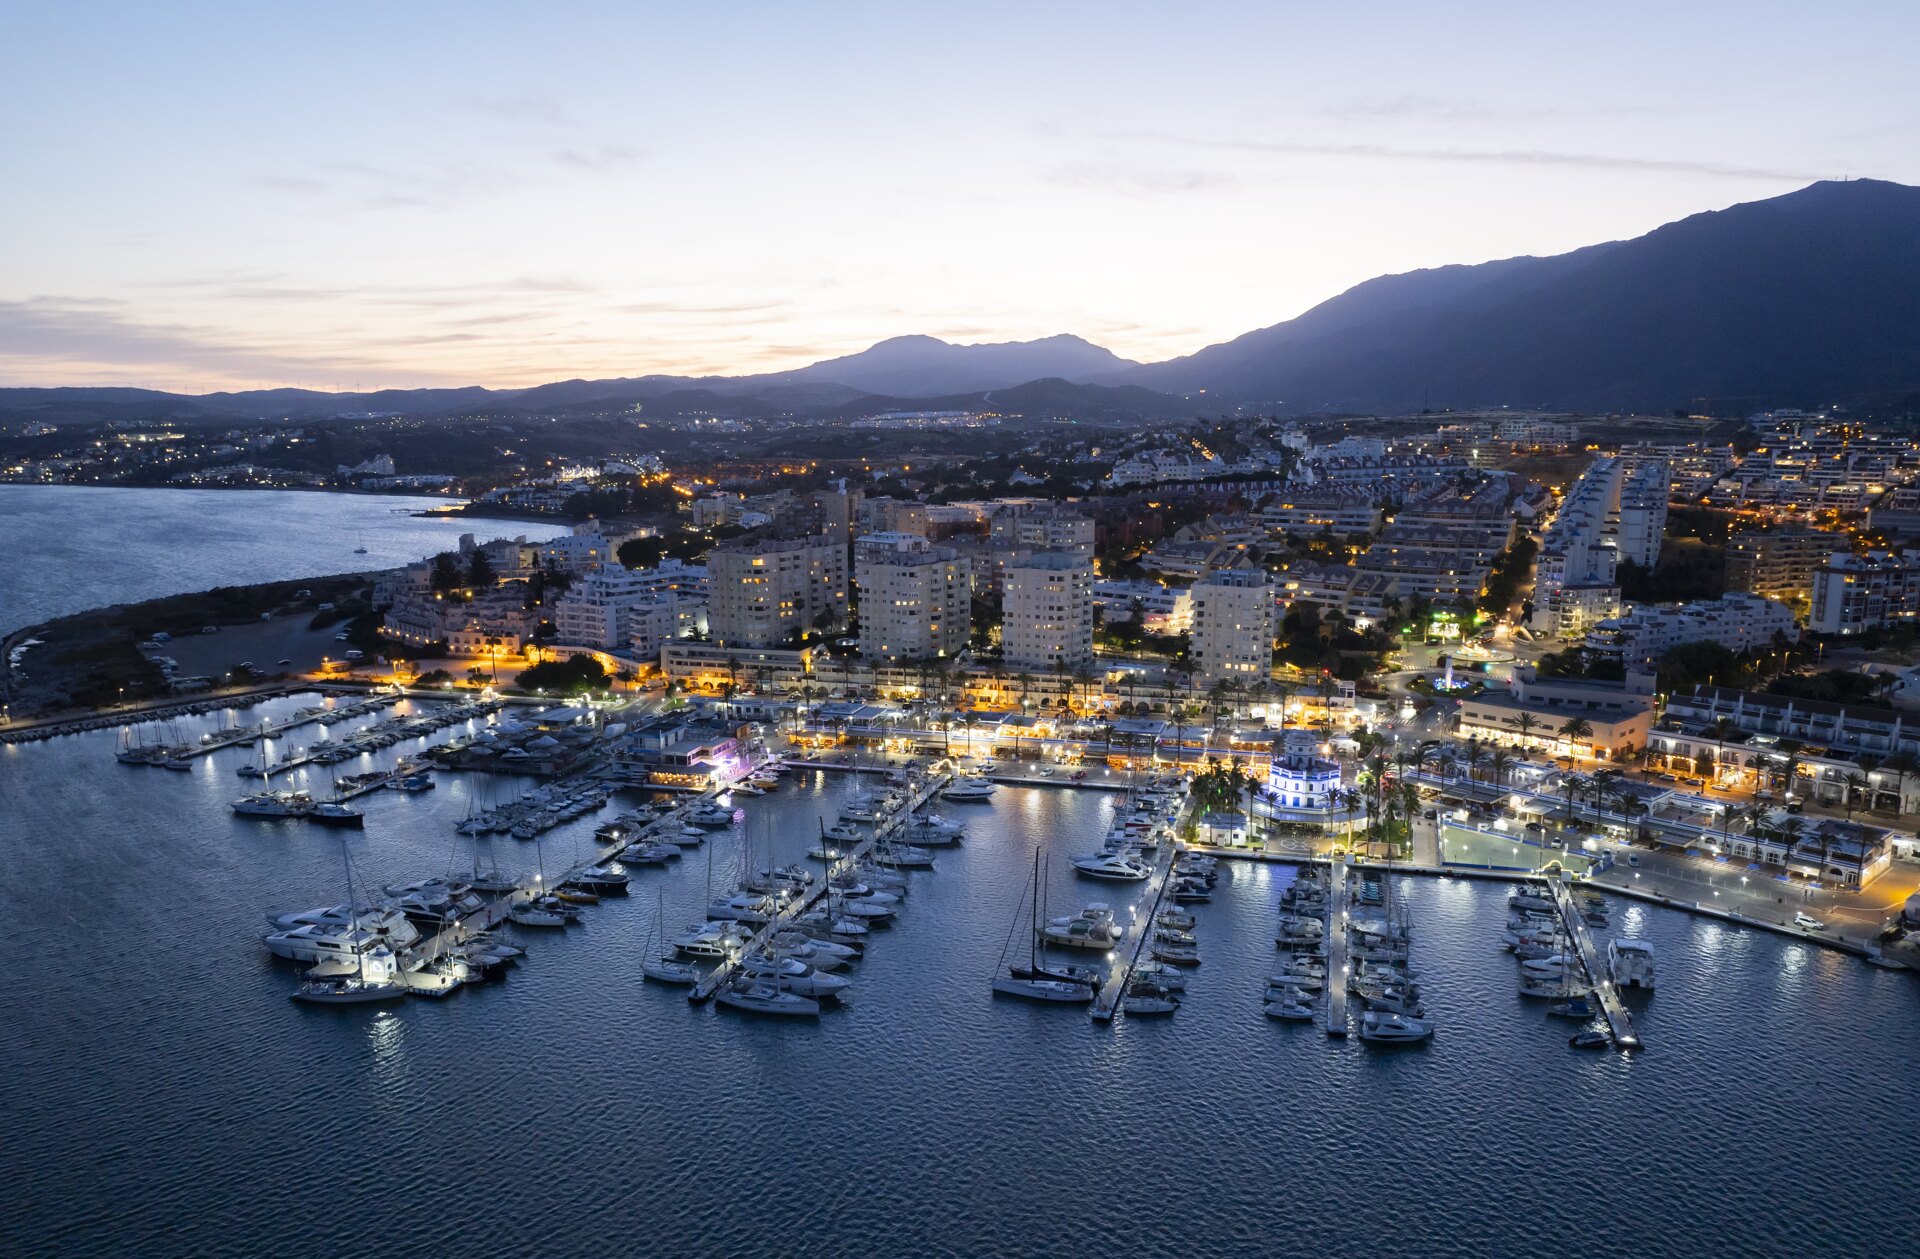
left=4, top=2, right=1918, bottom=392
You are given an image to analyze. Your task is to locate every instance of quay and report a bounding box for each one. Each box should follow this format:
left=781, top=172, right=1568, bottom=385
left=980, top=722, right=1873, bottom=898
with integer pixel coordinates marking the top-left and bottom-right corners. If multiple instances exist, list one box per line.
left=1323, top=856, right=1351, bottom=1037
left=688, top=767, right=952, bottom=1003
left=1547, top=877, right=1643, bottom=1051
left=1090, top=840, right=1178, bottom=1022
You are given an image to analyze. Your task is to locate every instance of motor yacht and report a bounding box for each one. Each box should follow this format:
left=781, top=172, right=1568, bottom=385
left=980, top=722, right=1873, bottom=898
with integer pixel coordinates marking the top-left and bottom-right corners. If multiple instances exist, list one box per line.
left=941, top=778, right=997, bottom=802
left=619, top=841, right=679, bottom=866
left=673, top=922, right=753, bottom=959
left=567, top=865, right=631, bottom=895
left=740, top=954, right=852, bottom=998
left=264, top=920, right=418, bottom=963
left=232, top=791, right=315, bottom=818
left=1607, top=937, right=1656, bottom=989
left=1042, top=904, right=1124, bottom=951
left=1123, top=989, right=1180, bottom=1016
left=1265, top=996, right=1316, bottom=1021
left=688, top=804, right=736, bottom=829
left=1359, top=1011, right=1434, bottom=1044
left=1072, top=851, right=1152, bottom=881
left=706, top=894, right=779, bottom=924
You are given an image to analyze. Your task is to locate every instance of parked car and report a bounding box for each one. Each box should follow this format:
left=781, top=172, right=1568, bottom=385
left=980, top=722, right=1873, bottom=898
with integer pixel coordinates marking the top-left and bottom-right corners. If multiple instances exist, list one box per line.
left=1794, top=912, right=1825, bottom=930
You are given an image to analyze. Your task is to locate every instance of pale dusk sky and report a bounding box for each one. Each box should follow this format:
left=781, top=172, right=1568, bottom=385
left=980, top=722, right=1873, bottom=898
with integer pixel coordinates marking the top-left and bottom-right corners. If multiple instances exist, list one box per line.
left=2, top=1, right=1915, bottom=392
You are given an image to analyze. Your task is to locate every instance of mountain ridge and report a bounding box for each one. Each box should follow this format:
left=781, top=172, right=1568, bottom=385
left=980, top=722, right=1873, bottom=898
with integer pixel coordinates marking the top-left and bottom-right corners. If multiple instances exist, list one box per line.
left=5, top=179, right=1919, bottom=422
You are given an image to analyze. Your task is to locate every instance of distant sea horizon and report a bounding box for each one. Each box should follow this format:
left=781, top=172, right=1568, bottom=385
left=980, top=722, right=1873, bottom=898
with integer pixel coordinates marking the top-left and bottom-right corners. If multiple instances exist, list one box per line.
left=0, top=483, right=568, bottom=636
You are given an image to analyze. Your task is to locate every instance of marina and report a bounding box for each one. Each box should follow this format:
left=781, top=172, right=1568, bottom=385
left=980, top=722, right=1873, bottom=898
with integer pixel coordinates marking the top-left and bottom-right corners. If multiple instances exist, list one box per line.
left=6, top=696, right=1920, bottom=1256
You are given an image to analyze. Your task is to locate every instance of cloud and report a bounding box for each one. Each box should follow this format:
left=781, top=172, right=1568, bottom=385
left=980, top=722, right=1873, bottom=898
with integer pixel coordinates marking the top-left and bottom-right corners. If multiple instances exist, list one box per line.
left=549, top=145, right=645, bottom=171
left=1105, top=130, right=1825, bottom=181
left=1046, top=161, right=1234, bottom=194
left=0, top=297, right=385, bottom=383
left=460, top=92, right=575, bottom=128
left=610, top=299, right=788, bottom=317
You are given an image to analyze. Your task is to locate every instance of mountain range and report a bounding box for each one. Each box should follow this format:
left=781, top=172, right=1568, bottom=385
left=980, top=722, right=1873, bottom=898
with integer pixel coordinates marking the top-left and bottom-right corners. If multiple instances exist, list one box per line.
left=5, top=179, right=1919, bottom=425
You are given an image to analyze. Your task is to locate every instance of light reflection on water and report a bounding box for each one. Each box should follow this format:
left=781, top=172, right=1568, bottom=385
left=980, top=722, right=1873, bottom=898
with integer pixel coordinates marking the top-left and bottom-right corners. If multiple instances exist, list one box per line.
left=2, top=716, right=1918, bottom=1257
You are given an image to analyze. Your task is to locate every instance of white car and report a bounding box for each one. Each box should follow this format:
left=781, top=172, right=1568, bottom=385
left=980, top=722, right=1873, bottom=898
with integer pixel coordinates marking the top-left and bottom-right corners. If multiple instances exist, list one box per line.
left=1793, top=912, right=1825, bottom=931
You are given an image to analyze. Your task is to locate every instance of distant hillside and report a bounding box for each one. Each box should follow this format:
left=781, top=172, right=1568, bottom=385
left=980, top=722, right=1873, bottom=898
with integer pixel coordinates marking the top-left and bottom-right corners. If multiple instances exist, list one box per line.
left=1122, top=179, right=1920, bottom=413
left=8, top=180, right=1920, bottom=423
left=770, top=334, right=1139, bottom=396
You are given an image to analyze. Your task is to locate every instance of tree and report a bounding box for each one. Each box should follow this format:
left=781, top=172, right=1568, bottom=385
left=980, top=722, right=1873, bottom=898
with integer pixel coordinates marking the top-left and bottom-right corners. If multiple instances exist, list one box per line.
left=429, top=551, right=464, bottom=595
left=1489, top=747, right=1514, bottom=791
left=513, top=654, right=609, bottom=695
left=1514, top=712, right=1539, bottom=750
left=1841, top=772, right=1868, bottom=822
left=466, top=549, right=496, bottom=588
left=1559, top=716, right=1594, bottom=757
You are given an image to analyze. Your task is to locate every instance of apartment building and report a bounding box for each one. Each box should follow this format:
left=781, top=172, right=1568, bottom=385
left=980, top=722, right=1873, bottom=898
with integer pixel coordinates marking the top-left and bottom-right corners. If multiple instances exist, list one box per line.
left=853, top=532, right=972, bottom=662
left=1002, top=551, right=1094, bottom=672
left=1809, top=550, right=1920, bottom=636
left=707, top=534, right=849, bottom=648
left=1190, top=569, right=1275, bottom=686
left=1584, top=593, right=1799, bottom=667
left=1724, top=528, right=1837, bottom=607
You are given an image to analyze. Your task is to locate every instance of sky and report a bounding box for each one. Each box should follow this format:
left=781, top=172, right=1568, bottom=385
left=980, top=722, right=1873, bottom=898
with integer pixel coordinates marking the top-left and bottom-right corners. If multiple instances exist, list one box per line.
left=2, top=1, right=1917, bottom=393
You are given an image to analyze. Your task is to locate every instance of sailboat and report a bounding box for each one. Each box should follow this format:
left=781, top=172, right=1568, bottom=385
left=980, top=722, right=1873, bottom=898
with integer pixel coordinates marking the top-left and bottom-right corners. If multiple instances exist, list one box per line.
left=642, top=892, right=697, bottom=985
left=292, top=841, right=406, bottom=1004
left=993, top=849, right=1096, bottom=1003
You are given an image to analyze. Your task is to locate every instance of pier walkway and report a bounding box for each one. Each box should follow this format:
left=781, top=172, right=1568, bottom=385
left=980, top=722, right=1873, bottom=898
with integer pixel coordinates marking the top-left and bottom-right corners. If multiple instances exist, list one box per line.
left=1547, top=877, right=1642, bottom=1051
left=1324, top=856, right=1350, bottom=1037
left=688, top=769, right=951, bottom=1003
left=1090, top=840, right=1178, bottom=1022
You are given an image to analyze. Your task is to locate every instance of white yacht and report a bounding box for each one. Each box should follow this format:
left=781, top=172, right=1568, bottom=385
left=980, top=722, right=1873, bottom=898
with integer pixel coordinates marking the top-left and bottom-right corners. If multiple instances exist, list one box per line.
left=941, top=778, right=997, bottom=802
left=715, top=980, right=820, bottom=1017
left=1608, top=937, right=1657, bottom=990
left=1072, top=852, right=1151, bottom=881
left=1264, top=996, right=1316, bottom=1021
left=1359, top=1011, right=1435, bottom=1044
left=1042, top=904, right=1125, bottom=951
left=673, top=922, right=752, bottom=959
left=265, top=921, right=415, bottom=964
left=641, top=957, right=698, bottom=985
left=292, top=946, right=405, bottom=1005
left=740, top=954, right=852, bottom=998
left=232, top=791, right=315, bottom=818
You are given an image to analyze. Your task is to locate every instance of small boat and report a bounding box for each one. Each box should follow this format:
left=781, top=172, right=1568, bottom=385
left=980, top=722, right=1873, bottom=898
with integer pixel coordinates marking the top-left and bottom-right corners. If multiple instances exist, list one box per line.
left=552, top=887, right=600, bottom=906
left=740, top=954, right=853, bottom=998
left=566, top=865, right=630, bottom=895
left=716, top=980, right=820, bottom=1017
left=1359, top=1011, right=1434, bottom=1044
left=1569, top=1030, right=1611, bottom=1050
left=1043, top=904, right=1124, bottom=951
left=1123, top=990, right=1180, bottom=1016
left=508, top=903, right=569, bottom=928
left=1157, top=910, right=1196, bottom=931
left=1546, top=996, right=1597, bottom=1020
left=1151, top=941, right=1200, bottom=966
left=688, top=804, right=736, bottom=829
left=1265, top=997, right=1316, bottom=1021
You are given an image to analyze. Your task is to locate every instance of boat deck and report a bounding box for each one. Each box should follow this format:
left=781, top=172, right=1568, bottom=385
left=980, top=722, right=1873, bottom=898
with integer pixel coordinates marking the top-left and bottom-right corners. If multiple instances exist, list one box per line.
left=1547, top=877, right=1642, bottom=1051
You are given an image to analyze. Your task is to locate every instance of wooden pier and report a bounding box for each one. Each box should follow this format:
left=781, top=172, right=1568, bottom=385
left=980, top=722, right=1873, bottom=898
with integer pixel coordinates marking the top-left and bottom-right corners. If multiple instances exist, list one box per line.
left=688, top=768, right=951, bottom=1003
left=1089, top=840, right=1179, bottom=1022
left=1324, top=856, right=1351, bottom=1037
left=1547, top=877, right=1642, bottom=1051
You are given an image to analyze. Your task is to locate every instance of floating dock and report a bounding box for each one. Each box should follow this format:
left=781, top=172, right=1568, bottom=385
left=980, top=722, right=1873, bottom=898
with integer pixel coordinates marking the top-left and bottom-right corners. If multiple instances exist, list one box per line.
left=1324, top=857, right=1350, bottom=1037
left=1547, top=877, right=1642, bottom=1051
left=1090, top=840, right=1178, bottom=1022
left=688, top=769, right=951, bottom=1004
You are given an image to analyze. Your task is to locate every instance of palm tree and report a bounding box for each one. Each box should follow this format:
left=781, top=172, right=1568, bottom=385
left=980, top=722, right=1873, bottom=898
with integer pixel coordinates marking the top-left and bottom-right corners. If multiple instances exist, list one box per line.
left=1558, top=716, right=1594, bottom=759
left=1772, top=814, right=1806, bottom=872
left=1488, top=747, right=1515, bottom=791
left=1774, top=738, right=1805, bottom=802
left=1514, top=711, right=1539, bottom=751
left=1708, top=716, right=1739, bottom=786
left=1841, top=772, right=1868, bottom=822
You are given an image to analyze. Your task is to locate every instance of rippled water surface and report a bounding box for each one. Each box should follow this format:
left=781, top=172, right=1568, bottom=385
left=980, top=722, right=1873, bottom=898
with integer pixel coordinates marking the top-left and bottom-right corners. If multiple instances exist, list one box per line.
left=0, top=484, right=565, bottom=634
left=3, top=697, right=1918, bottom=1257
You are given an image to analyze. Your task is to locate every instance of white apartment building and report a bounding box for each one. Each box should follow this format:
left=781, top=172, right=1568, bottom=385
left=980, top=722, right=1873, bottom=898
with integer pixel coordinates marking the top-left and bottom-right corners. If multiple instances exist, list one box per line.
left=551, top=567, right=688, bottom=652
left=853, top=533, right=972, bottom=662
left=1190, top=569, right=1275, bottom=686
left=1091, top=580, right=1193, bottom=635
left=537, top=530, right=614, bottom=574
left=1584, top=593, right=1799, bottom=666
left=707, top=534, right=849, bottom=648
left=989, top=502, right=1095, bottom=557
left=1530, top=455, right=1660, bottom=637
left=1002, top=551, right=1094, bottom=673
left=1810, top=550, right=1920, bottom=636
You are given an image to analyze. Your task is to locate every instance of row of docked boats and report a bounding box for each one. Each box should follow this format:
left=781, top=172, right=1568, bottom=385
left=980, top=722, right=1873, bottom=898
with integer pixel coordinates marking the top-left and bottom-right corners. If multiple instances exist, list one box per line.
left=456, top=780, right=615, bottom=838
left=1067, top=781, right=1183, bottom=882
left=268, top=874, right=529, bottom=1004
